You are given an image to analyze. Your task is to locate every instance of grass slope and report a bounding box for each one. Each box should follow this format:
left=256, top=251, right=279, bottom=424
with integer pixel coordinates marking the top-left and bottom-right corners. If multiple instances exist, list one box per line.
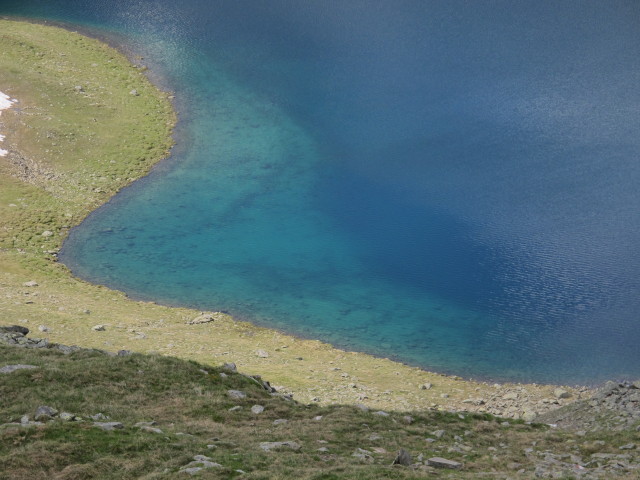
left=2, top=341, right=637, bottom=480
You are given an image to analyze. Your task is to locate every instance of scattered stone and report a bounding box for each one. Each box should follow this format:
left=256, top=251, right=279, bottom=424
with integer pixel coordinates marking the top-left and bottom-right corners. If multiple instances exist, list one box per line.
left=317, top=447, right=329, bottom=452
left=0, top=364, right=38, bottom=374
left=554, top=388, right=571, bottom=399
left=227, top=390, right=246, bottom=400
left=402, top=415, right=414, bottom=424
left=179, top=455, right=222, bottom=475
left=273, top=419, right=288, bottom=425
left=373, top=410, right=389, bottom=417
left=355, top=404, right=369, bottom=412
left=59, top=412, right=76, bottom=422
left=352, top=448, right=374, bottom=463
left=392, top=449, right=413, bottom=466
left=117, top=350, right=132, bottom=356
left=0, top=325, right=29, bottom=334
left=129, top=89, right=139, bottom=96
left=23, top=280, right=39, bottom=287
left=619, top=443, right=636, bottom=450
left=90, top=413, right=110, bottom=421
left=433, top=429, right=446, bottom=439
left=93, top=422, right=124, bottom=431
left=222, top=362, right=237, bottom=372
left=421, top=383, right=433, bottom=390
left=74, top=85, right=84, bottom=92
left=251, top=405, right=265, bottom=414
left=92, top=325, right=106, bottom=332
left=427, top=457, right=463, bottom=470
left=228, top=406, right=242, bottom=412
left=187, top=313, right=216, bottom=325
left=313, top=415, right=323, bottom=421
left=37, top=325, right=50, bottom=333
left=259, top=441, right=301, bottom=452
left=522, top=411, right=537, bottom=422
left=255, top=349, right=269, bottom=358
left=503, top=392, right=518, bottom=401
left=41, top=230, right=53, bottom=237
left=34, top=406, right=58, bottom=421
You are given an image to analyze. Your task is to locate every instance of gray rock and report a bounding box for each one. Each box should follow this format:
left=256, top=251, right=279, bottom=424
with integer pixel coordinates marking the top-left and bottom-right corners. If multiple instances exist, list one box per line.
left=256, top=349, right=269, bottom=358
left=273, top=419, right=288, bottom=425
left=373, top=410, right=389, bottom=417
left=352, top=448, right=374, bottom=463
left=0, top=364, right=38, bottom=374
left=554, top=388, right=571, bottom=399
left=23, top=280, right=39, bottom=287
left=427, top=457, right=463, bottom=470
left=222, top=362, right=237, bottom=372
left=0, top=326, right=29, bottom=335
left=619, top=443, right=636, bottom=450
left=41, top=231, right=53, bottom=237
left=392, top=449, right=413, bottom=466
left=227, top=390, right=246, bottom=400
left=37, top=325, right=50, bottom=333
left=129, top=89, right=139, bottom=96
left=90, top=413, right=110, bottom=420
left=402, top=415, right=414, bottom=425
left=92, top=325, right=106, bottom=331
left=34, top=406, right=58, bottom=421
left=228, top=406, right=242, bottom=412
left=59, top=412, right=76, bottom=422
left=251, top=405, right=265, bottom=414
left=421, top=383, right=433, bottom=390
left=259, top=441, right=301, bottom=452
left=355, top=403, right=369, bottom=412
left=93, top=422, right=124, bottom=431
left=433, top=429, right=446, bottom=439
left=187, top=313, right=216, bottom=325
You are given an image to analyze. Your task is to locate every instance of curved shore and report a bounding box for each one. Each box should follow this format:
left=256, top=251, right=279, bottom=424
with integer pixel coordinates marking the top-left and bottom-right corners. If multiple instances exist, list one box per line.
left=0, top=18, right=592, bottom=418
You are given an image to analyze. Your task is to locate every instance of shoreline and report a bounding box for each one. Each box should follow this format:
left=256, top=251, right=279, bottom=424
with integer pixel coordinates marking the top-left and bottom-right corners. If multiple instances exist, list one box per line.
left=0, top=17, right=594, bottom=418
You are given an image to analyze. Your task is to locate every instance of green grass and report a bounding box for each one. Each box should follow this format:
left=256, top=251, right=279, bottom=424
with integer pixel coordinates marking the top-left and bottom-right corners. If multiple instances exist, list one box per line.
left=1, top=343, right=637, bottom=479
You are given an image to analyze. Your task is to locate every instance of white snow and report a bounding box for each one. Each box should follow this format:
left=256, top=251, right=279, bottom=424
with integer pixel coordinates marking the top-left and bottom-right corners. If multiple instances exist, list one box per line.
left=0, top=91, right=16, bottom=157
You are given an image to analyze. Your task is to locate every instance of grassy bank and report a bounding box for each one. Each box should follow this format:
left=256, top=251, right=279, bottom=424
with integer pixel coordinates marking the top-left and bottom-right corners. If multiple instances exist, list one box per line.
left=3, top=338, right=638, bottom=480
left=0, top=18, right=590, bottom=416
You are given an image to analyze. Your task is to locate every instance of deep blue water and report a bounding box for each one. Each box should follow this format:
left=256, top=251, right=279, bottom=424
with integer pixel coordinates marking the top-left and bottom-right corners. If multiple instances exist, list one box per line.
left=3, top=1, right=640, bottom=384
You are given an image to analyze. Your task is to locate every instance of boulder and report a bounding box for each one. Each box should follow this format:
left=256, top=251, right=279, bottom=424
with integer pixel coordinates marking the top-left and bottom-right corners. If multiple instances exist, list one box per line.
left=227, top=390, right=246, bottom=400
left=93, top=422, right=124, bottom=431
left=187, top=313, right=216, bottom=325
left=0, top=326, right=29, bottom=335
left=392, top=449, right=413, bottom=466
left=259, top=441, right=301, bottom=452
left=427, top=457, right=463, bottom=470
left=34, top=406, right=58, bottom=421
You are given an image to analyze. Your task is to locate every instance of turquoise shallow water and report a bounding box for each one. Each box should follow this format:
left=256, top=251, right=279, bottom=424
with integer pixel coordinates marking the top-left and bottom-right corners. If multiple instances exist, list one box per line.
left=4, top=1, right=640, bottom=383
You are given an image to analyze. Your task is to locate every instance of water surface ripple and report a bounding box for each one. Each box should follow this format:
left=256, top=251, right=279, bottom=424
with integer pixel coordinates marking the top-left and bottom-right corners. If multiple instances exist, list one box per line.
left=4, top=1, right=640, bottom=383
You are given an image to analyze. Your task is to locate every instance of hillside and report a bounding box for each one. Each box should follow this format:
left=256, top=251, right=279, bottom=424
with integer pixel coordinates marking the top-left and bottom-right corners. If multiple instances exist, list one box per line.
left=1, top=326, right=639, bottom=479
